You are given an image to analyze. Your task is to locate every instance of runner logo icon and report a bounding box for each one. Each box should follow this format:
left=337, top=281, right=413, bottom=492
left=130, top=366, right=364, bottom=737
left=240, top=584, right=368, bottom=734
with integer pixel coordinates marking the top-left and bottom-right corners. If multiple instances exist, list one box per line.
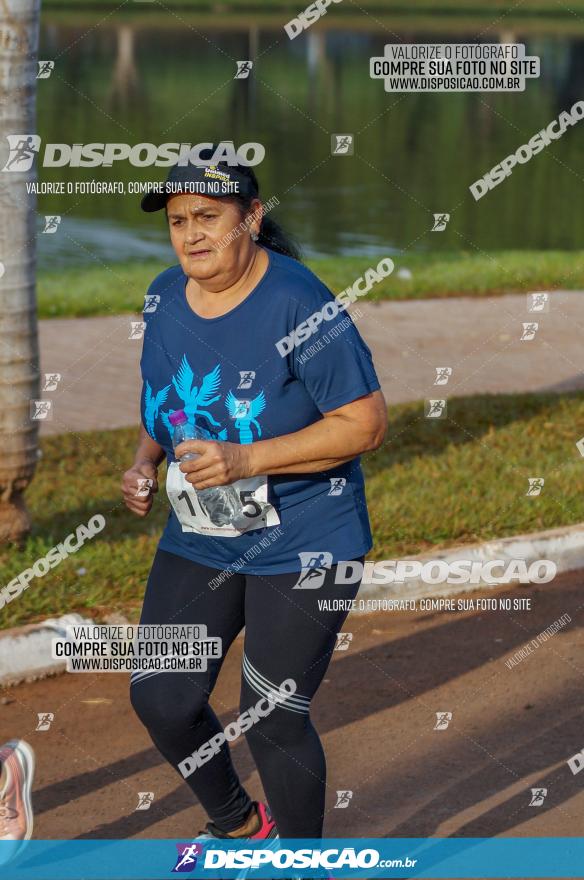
left=37, top=60, right=55, bottom=79
left=135, top=478, right=154, bottom=498
left=42, top=215, right=61, bottom=234
left=529, top=788, right=547, bottom=806
left=43, top=373, right=61, bottom=391
left=331, top=134, right=354, bottom=155
left=425, top=399, right=447, bottom=418
left=528, top=292, right=549, bottom=312
left=431, top=213, right=450, bottom=231
left=434, top=711, right=452, bottom=730
left=129, top=321, right=147, bottom=340
left=31, top=400, right=52, bottom=421
left=238, top=370, right=255, bottom=389
left=172, top=843, right=203, bottom=873
left=293, top=552, right=333, bottom=589
left=521, top=321, right=538, bottom=341
left=334, top=790, right=353, bottom=808
left=335, top=632, right=353, bottom=651
left=235, top=60, right=253, bottom=79
left=434, top=367, right=452, bottom=385
left=526, top=477, right=544, bottom=496
left=2, top=135, right=41, bottom=172
left=135, top=791, right=154, bottom=810
left=36, top=712, right=54, bottom=731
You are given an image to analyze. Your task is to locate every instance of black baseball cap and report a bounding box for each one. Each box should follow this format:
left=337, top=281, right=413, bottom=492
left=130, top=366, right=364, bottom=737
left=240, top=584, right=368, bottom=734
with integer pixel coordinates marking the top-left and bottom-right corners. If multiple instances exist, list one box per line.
left=140, top=147, right=259, bottom=212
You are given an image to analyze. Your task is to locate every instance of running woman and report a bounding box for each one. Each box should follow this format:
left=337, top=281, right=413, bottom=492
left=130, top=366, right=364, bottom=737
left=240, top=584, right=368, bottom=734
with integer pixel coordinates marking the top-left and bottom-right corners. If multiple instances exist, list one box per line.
left=122, top=148, right=387, bottom=843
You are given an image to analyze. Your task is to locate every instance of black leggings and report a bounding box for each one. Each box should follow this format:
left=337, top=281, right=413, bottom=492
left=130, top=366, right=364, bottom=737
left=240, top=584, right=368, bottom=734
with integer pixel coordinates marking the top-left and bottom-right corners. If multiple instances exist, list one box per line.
left=130, top=548, right=364, bottom=838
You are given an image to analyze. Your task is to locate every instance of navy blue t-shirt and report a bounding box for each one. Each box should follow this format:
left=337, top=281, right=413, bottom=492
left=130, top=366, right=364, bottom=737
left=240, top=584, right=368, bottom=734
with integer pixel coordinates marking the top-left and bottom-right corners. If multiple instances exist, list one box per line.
left=139, top=248, right=381, bottom=574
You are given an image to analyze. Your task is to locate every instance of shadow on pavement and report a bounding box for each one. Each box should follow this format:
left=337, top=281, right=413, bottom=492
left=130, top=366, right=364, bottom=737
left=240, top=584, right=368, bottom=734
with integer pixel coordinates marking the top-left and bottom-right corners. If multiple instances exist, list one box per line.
left=30, top=570, right=583, bottom=839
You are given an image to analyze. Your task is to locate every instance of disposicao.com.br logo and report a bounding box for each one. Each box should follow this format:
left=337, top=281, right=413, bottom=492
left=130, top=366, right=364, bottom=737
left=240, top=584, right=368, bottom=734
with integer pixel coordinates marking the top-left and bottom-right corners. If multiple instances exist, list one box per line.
left=1, top=137, right=264, bottom=172
left=202, top=844, right=417, bottom=873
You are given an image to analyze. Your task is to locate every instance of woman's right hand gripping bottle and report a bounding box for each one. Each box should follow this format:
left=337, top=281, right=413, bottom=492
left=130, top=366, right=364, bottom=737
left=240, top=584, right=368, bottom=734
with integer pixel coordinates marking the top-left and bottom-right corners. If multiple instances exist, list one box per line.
left=169, top=409, right=243, bottom=528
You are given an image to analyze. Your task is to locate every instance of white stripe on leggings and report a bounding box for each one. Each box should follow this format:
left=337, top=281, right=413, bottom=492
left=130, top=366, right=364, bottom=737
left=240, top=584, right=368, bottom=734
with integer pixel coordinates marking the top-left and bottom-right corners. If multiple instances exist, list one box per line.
left=242, top=653, right=311, bottom=715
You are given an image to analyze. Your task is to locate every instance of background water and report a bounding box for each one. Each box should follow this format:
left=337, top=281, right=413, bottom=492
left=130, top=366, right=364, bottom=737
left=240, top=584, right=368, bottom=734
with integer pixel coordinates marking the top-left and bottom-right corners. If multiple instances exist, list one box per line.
left=37, top=10, right=584, bottom=267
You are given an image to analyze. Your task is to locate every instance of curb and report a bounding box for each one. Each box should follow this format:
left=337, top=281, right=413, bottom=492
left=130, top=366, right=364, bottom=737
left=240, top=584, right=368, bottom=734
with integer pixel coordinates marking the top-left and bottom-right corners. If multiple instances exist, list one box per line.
left=1, top=524, right=583, bottom=683
left=0, top=613, right=98, bottom=688
left=355, top=521, right=584, bottom=609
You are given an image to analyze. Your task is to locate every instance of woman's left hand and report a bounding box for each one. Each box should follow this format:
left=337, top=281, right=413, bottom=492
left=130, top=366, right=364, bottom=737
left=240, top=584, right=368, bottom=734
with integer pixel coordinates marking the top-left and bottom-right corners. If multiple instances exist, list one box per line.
left=175, top=439, right=253, bottom=489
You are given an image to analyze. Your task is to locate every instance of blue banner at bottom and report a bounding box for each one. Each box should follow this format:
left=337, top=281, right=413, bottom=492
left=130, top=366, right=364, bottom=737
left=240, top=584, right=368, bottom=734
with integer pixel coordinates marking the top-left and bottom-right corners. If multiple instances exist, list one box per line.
left=1, top=837, right=583, bottom=879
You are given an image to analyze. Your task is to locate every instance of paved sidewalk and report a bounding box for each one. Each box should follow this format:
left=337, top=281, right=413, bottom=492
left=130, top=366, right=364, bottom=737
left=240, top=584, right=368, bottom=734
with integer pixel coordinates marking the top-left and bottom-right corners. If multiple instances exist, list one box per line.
left=38, top=291, right=584, bottom=436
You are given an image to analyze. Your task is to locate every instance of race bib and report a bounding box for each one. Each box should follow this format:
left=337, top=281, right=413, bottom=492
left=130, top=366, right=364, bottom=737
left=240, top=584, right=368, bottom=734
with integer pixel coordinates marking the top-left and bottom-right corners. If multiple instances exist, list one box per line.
left=166, top=461, right=280, bottom=538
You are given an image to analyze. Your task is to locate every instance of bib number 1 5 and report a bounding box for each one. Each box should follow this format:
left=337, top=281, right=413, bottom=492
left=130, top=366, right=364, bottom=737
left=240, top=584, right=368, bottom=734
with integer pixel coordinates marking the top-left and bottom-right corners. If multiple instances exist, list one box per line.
left=175, top=488, right=261, bottom=519
left=166, top=462, right=280, bottom=537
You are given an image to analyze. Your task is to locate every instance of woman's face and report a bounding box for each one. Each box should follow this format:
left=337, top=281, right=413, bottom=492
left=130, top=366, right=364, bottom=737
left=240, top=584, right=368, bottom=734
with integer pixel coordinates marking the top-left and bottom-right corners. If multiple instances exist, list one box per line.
left=166, top=193, right=260, bottom=287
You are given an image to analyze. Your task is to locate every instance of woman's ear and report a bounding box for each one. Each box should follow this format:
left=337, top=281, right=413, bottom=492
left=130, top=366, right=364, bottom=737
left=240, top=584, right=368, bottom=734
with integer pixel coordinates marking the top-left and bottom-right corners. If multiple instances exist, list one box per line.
left=247, top=198, right=263, bottom=238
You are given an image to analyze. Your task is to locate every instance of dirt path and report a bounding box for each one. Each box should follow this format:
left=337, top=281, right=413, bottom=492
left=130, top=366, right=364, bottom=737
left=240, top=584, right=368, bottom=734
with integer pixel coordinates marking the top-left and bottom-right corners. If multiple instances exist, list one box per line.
left=38, top=291, right=584, bottom=436
left=2, top=571, right=583, bottom=845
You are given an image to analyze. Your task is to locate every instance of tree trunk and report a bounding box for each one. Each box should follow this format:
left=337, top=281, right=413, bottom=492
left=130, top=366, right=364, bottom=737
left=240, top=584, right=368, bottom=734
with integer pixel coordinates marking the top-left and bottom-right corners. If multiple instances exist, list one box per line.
left=0, top=0, right=41, bottom=543
left=107, top=25, right=141, bottom=111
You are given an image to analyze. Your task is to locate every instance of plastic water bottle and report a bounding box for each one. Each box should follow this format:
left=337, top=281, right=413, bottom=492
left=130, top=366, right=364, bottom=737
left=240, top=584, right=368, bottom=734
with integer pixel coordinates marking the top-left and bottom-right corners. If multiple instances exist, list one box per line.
left=169, top=409, right=242, bottom=527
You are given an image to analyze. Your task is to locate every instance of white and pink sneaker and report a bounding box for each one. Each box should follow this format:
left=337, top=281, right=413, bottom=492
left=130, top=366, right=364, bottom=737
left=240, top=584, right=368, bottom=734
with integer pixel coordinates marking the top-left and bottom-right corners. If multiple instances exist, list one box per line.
left=193, top=801, right=279, bottom=880
left=196, top=800, right=278, bottom=840
left=0, top=739, right=35, bottom=865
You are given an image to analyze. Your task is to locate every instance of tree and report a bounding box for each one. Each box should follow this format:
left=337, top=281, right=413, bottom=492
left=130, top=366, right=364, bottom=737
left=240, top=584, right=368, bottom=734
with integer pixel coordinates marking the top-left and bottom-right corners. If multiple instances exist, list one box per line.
left=0, top=0, right=41, bottom=543
left=107, top=25, right=141, bottom=111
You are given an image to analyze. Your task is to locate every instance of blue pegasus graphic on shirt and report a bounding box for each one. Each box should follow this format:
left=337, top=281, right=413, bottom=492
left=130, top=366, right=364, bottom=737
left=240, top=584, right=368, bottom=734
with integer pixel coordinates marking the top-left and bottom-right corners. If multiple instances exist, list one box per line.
left=156, top=356, right=228, bottom=442
left=225, top=389, right=266, bottom=444
left=172, top=356, right=222, bottom=425
left=143, top=381, right=171, bottom=439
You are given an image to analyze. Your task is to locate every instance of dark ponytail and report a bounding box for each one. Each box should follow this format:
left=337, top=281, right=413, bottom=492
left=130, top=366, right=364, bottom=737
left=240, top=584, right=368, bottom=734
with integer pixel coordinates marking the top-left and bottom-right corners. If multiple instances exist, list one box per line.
left=229, top=164, right=302, bottom=261
left=256, top=215, right=302, bottom=261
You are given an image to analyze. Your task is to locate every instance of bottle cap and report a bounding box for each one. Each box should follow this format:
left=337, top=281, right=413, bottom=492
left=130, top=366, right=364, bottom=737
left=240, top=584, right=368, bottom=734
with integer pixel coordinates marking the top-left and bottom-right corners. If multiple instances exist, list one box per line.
left=168, top=409, right=188, bottom=427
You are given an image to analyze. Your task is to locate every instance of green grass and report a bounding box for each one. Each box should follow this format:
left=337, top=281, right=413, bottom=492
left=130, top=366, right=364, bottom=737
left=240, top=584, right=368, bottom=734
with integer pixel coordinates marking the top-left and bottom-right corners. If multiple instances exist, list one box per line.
left=37, top=251, right=584, bottom=318
left=39, top=9, right=584, bottom=36
left=40, top=0, right=584, bottom=12
left=2, top=390, right=583, bottom=628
